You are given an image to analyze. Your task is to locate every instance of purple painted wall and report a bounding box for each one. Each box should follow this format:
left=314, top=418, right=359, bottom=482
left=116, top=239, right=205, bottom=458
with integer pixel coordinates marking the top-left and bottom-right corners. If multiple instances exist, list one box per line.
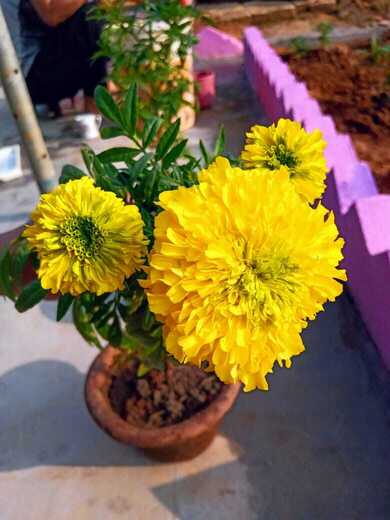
left=195, top=27, right=244, bottom=60
left=243, top=27, right=390, bottom=370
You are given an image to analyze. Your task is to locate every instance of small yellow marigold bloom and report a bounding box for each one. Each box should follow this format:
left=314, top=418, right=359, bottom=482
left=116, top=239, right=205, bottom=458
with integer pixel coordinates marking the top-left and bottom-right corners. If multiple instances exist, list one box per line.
left=24, top=177, right=147, bottom=296
left=142, top=157, right=346, bottom=391
left=241, top=119, right=327, bottom=203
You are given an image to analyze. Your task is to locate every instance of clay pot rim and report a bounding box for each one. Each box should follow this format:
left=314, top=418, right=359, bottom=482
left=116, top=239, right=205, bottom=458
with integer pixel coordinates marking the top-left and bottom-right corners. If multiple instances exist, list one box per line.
left=85, top=346, right=241, bottom=449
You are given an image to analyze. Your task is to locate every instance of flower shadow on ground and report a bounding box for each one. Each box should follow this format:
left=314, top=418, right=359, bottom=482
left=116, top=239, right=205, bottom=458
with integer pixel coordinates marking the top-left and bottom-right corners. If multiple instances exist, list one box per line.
left=1, top=294, right=390, bottom=518
left=151, top=293, right=390, bottom=519
left=0, top=359, right=150, bottom=471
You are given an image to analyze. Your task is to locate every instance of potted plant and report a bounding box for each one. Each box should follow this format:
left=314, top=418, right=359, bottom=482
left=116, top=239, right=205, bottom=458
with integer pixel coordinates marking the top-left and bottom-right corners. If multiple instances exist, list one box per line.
left=93, top=0, right=201, bottom=132
left=0, top=86, right=346, bottom=461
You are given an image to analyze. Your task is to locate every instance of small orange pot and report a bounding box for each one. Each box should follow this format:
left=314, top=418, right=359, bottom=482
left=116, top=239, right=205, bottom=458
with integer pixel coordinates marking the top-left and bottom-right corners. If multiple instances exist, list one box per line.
left=85, top=347, right=241, bottom=462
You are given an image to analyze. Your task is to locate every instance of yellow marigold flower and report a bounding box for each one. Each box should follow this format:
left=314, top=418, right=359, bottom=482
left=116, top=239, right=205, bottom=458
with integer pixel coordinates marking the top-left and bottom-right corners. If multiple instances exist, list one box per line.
left=23, top=177, right=147, bottom=296
left=241, top=119, right=327, bottom=203
left=142, top=157, right=345, bottom=391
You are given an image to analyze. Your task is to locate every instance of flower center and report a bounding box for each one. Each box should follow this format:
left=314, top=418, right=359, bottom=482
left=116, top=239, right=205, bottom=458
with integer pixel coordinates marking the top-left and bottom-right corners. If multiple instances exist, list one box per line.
left=60, top=216, right=105, bottom=261
left=265, top=142, right=298, bottom=172
left=227, top=245, right=300, bottom=324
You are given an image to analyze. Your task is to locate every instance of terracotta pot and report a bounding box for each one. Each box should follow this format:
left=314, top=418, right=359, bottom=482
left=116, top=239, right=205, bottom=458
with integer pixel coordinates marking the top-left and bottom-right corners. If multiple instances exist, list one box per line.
left=196, top=70, right=216, bottom=110
left=85, top=346, right=241, bottom=462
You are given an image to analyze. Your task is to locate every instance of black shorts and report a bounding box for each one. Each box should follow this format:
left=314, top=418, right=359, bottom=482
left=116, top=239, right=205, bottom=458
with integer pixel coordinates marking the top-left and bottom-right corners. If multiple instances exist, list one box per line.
left=25, top=4, right=107, bottom=108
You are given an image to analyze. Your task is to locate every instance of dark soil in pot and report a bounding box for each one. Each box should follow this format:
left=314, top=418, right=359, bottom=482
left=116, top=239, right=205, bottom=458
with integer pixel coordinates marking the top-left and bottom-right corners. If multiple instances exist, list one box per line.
left=284, top=43, right=390, bottom=193
left=85, top=347, right=241, bottom=462
left=109, top=358, right=223, bottom=428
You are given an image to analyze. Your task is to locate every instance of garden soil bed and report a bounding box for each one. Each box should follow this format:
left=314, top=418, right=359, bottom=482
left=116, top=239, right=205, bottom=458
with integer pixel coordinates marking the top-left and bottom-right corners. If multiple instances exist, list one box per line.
left=109, top=359, right=222, bottom=428
left=284, top=43, right=390, bottom=193
left=203, top=0, right=390, bottom=40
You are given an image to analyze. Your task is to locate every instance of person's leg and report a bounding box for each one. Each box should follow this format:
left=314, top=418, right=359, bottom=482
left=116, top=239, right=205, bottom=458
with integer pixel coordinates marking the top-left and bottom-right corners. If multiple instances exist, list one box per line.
left=47, top=4, right=108, bottom=101
left=26, top=49, right=83, bottom=113
left=26, top=4, right=107, bottom=111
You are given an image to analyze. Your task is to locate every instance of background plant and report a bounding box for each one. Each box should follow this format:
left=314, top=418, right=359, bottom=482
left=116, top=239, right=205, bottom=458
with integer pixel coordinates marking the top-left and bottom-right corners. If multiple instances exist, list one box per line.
left=289, top=36, right=310, bottom=57
left=369, top=35, right=390, bottom=64
left=0, top=84, right=225, bottom=374
left=317, top=22, right=333, bottom=46
left=92, top=0, right=201, bottom=132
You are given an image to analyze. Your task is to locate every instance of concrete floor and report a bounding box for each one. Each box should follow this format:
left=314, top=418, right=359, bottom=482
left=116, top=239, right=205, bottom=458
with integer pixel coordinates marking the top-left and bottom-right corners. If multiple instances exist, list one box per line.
left=1, top=60, right=390, bottom=519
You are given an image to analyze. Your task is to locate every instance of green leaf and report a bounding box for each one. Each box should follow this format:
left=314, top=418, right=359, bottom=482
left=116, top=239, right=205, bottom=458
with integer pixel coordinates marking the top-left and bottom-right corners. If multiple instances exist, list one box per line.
left=108, top=315, right=122, bottom=346
left=142, top=118, right=161, bottom=148
left=213, top=126, right=225, bottom=157
left=81, top=146, right=96, bottom=177
left=199, top=139, right=210, bottom=167
left=82, top=146, right=126, bottom=198
left=11, top=239, right=31, bottom=282
left=94, top=86, right=122, bottom=126
left=92, top=302, right=113, bottom=324
left=120, top=333, right=138, bottom=350
left=156, top=119, right=181, bottom=160
left=15, top=280, right=48, bottom=312
left=73, top=299, right=102, bottom=348
left=162, top=139, right=188, bottom=169
left=0, top=248, right=15, bottom=300
left=59, top=165, right=86, bottom=184
left=127, top=153, right=152, bottom=184
left=98, top=147, right=139, bottom=164
left=118, top=289, right=144, bottom=318
left=123, top=83, right=138, bottom=136
left=56, top=294, right=74, bottom=322
left=100, top=126, right=124, bottom=140
left=96, top=166, right=127, bottom=198
left=141, top=308, right=157, bottom=332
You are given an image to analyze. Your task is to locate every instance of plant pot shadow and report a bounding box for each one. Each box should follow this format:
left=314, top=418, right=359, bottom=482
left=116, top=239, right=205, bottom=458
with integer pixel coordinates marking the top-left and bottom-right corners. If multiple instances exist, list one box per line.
left=150, top=295, right=390, bottom=518
left=0, top=360, right=157, bottom=472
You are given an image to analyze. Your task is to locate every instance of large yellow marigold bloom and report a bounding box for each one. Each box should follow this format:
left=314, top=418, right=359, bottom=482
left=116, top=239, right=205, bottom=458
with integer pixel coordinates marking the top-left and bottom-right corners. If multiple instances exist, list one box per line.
left=143, top=157, right=345, bottom=391
left=24, top=177, right=147, bottom=295
left=241, top=119, right=327, bottom=203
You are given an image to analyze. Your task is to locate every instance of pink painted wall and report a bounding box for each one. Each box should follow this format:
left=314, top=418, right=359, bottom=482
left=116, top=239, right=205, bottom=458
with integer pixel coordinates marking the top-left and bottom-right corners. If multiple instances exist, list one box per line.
left=244, top=27, right=390, bottom=370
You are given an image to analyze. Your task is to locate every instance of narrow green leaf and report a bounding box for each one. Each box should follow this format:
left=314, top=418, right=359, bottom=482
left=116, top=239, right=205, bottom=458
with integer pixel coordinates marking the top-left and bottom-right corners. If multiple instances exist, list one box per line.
left=162, top=139, right=188, bottom=169
left=95, top=322, right=111, bottom=342
left=158, top=175, right=181, bottom=188
left=59, top=165, right=86, bottom=184
left=56, top=294, right=74, bottom=322
left=82, top=146, right=126, bottom=198
left=199, top=139, right=210, bottom=167
left=127, top=153, right=152, bottom=184
left=142, top=118, right=161, bottom=148
left=0, top=248, right=15, bottom=300
left=73, top=300, right=102, bottom=348
left=142, top=309, right=157, bottom=332
left=213, top=126, right=225, bottom=157
left=98, top=147, right=139, bottom=164
left=81, top=146, right=96, bottom=177
left=15, top=280, right=48, bottom=312
left=108, top=315, right=122, bottom=346
left=94, top=86, right=122, bottom=126
left=100, top=126, right=124, bottom=140
left=156, top=119, right=181, bottom=160
left=123, top=83, right=138, bottom=136
left=11, top=239, right=31, bottom=282
left=91, top=302, right=113, bottom=323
